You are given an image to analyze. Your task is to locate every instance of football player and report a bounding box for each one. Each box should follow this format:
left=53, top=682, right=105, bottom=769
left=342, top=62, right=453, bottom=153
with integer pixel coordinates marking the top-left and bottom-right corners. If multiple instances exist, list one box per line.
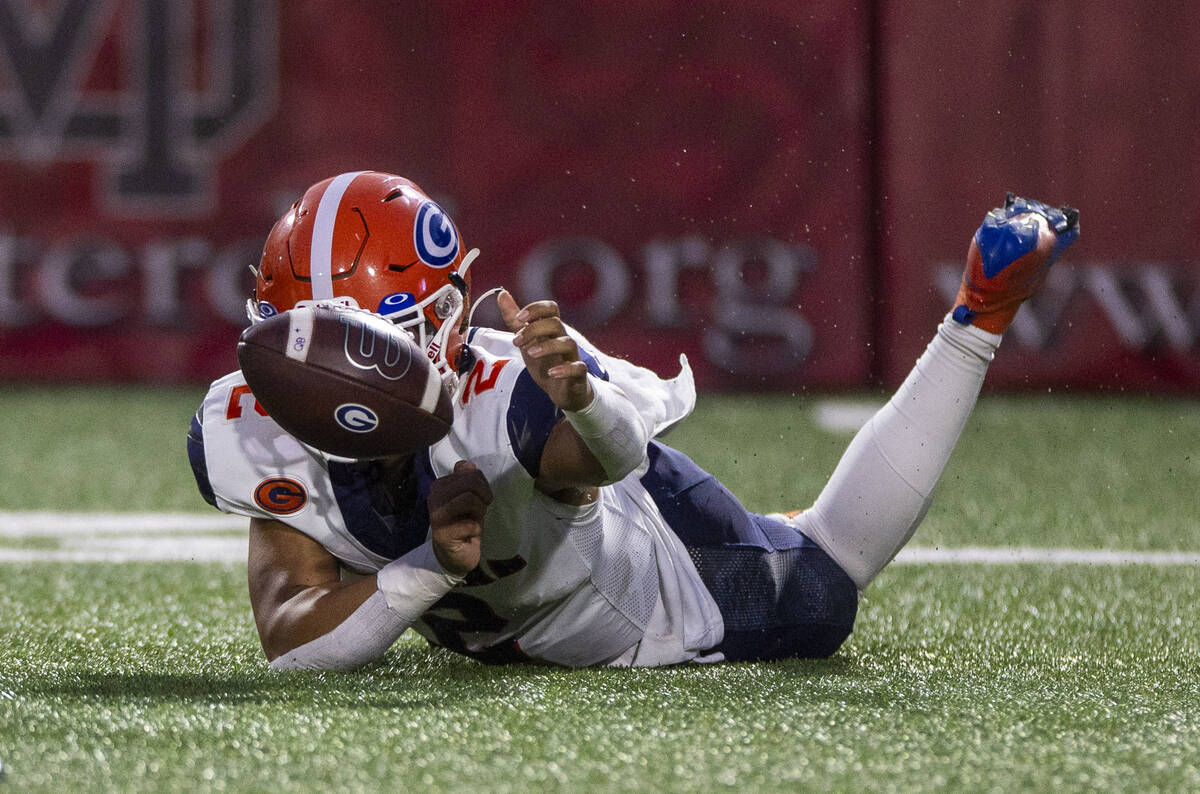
left=187, top=172, right=1079, bottom=669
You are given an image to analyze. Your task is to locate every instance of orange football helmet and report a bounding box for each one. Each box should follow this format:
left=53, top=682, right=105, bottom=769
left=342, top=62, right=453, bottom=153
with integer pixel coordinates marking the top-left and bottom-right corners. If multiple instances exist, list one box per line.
left=251, top=171, right=478, bottom=373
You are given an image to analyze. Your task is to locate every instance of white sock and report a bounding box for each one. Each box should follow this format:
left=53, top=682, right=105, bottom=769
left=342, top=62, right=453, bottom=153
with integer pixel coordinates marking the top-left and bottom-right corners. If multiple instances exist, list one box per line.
left=792, top=315, right=1001, bottom=590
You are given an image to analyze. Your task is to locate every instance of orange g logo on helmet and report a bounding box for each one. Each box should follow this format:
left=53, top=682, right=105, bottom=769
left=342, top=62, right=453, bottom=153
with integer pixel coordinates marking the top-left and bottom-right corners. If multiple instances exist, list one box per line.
left=254, top=477, right=308, bottom=515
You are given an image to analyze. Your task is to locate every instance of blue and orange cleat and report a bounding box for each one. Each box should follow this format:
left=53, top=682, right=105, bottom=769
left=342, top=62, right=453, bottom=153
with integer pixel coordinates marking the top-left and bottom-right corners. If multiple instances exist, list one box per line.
left=952, top=193, right=1080, bottom=334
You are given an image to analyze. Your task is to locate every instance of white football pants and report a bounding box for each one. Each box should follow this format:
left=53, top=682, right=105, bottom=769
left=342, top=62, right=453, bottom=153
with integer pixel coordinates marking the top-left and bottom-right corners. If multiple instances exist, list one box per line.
left=790, top=315, right=1001, bottom=590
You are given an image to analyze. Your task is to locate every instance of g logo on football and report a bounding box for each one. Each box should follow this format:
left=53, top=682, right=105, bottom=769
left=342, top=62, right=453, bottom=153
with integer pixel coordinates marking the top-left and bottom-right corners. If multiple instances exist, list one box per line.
left=335, top=403, right=379, bottom=433
left=413, top=201, right=459, bottom=267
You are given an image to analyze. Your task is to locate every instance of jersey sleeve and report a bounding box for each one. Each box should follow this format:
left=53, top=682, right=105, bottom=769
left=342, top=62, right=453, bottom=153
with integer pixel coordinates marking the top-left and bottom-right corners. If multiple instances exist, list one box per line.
left=565, top=324, right=696, bottom=437
left=187, top=409, right=217, bottom=508
left=503, top=350, right=608, bottom=478
left=191, top=371, right=322, bottom=521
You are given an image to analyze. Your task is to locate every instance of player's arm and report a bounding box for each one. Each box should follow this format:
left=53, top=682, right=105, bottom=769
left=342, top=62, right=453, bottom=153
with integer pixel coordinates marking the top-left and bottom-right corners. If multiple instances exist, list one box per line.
left=246, top=461, right=490, bottom=670
left=497, top=290, right=650, bottom=491
left=247, top=518, right=382, bottom=661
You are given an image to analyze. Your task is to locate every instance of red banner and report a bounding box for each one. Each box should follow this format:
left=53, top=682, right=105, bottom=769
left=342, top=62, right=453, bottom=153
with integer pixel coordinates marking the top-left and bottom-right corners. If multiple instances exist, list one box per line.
left=0, top=1, right=871, bottom=388
left=1, top=2, right=1197, bottom=391
left=877, top=3, right=1200, bottom=391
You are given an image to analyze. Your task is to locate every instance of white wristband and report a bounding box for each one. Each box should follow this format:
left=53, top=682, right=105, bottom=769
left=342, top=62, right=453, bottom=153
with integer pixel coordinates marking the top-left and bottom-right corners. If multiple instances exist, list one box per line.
left=563, top=376, right=650, bottom=483
left=376, top=540, right=465, bottom=621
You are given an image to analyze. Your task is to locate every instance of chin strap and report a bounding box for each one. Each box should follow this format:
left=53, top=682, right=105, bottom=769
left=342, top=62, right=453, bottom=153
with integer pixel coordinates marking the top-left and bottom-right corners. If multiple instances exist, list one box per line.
left=467, top=286, right=506, bottom=328
left=422, top=247, right=481, bottom=376
left=458, top=247, right=480, bottom=277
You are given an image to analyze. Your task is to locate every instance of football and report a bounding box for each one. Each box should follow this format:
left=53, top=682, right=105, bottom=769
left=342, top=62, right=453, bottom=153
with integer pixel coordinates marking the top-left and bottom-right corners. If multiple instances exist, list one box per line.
left=236, top=305, right=453, bottom=459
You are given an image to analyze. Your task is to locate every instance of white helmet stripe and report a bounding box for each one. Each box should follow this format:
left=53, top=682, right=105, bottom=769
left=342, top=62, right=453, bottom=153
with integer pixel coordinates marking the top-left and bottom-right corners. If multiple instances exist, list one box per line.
left=309, top=171, right=366, bottom=301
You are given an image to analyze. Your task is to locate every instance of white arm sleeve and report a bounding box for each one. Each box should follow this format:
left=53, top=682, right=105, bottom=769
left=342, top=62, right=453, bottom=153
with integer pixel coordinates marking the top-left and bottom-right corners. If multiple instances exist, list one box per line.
left=269, top=540, right=464, bottom=671
left=268, top=589, right=409, bottom=672
left=563, top=376, right=652, bottom=483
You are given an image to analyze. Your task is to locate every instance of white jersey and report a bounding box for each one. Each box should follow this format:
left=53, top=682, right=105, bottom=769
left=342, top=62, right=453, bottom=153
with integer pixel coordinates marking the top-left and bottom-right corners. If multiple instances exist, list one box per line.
left=189, top=327, right=723, bottom=667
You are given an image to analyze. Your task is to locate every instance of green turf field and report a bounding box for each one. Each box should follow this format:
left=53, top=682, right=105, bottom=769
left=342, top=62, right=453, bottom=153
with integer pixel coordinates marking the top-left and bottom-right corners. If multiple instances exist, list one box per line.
left=1, top=386, right=1198, bottom=791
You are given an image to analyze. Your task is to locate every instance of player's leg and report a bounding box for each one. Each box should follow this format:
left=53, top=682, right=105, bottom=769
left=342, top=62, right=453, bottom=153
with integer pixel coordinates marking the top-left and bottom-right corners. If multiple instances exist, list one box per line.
left=685, top=524, right=859, bottom=661
left=643, top=443, right=859, bottom=661
left=784, top=316, right=998, bottom=590
left=784, top=194, right=1079, bottom=590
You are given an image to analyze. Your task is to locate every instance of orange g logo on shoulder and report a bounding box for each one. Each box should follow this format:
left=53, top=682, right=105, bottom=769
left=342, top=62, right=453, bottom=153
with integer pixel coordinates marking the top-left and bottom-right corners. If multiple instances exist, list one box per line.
left=253, top=477, right=308, bottom=515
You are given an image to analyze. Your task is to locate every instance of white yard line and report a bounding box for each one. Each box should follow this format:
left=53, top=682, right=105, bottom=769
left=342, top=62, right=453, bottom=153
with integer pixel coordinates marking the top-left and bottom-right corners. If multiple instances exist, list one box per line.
left=0, top=511, right=247, bottom=536
left=893, top=546, right=1200, bottom=566
left=0, top=535, right=246, bottom=563
left=0, top=512, right=1197, bottom=565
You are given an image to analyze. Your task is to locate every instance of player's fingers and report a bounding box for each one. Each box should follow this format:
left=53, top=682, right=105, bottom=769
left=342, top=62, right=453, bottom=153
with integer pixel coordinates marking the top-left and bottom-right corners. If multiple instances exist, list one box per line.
left=516, top=300, right=561, bottom=323
left=429, top=468, right=493, bottom=507
left=513, top=316, right=567, bottom=347
left=497, top=289, right=524, bottom=332
left=429, top=467, right=490, bottom=499
left=547, top=360, right=589, bottom=380
left=436, top=518, right=482, bottom=542
left=521, top=334, right=578, bottom=358
left=430, top=490, right=490, bottom=525
left=431, top=524, right=480, bottom=576
left=453, top=470, right=494, bottom=506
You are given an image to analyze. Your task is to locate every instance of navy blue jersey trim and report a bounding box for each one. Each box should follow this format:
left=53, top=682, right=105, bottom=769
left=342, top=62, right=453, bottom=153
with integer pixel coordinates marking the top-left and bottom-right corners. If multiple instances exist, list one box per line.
left=327, top=451, right=435, bottom=560
left=575, top=343, right=609, bottom=380
left=186, top=411, right=217, bottom=508
left=640, top=441, right=815, bottom=552
left=501, top=340, right=610, bottom=479
left=506, top=370, right=562, bottom=477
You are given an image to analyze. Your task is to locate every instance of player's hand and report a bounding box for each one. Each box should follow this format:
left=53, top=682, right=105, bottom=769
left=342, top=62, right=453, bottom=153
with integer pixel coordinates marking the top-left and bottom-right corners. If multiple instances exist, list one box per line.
left=497, top=289, right=593, bottom=412
left=428, top=460, right=491, bottom=577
